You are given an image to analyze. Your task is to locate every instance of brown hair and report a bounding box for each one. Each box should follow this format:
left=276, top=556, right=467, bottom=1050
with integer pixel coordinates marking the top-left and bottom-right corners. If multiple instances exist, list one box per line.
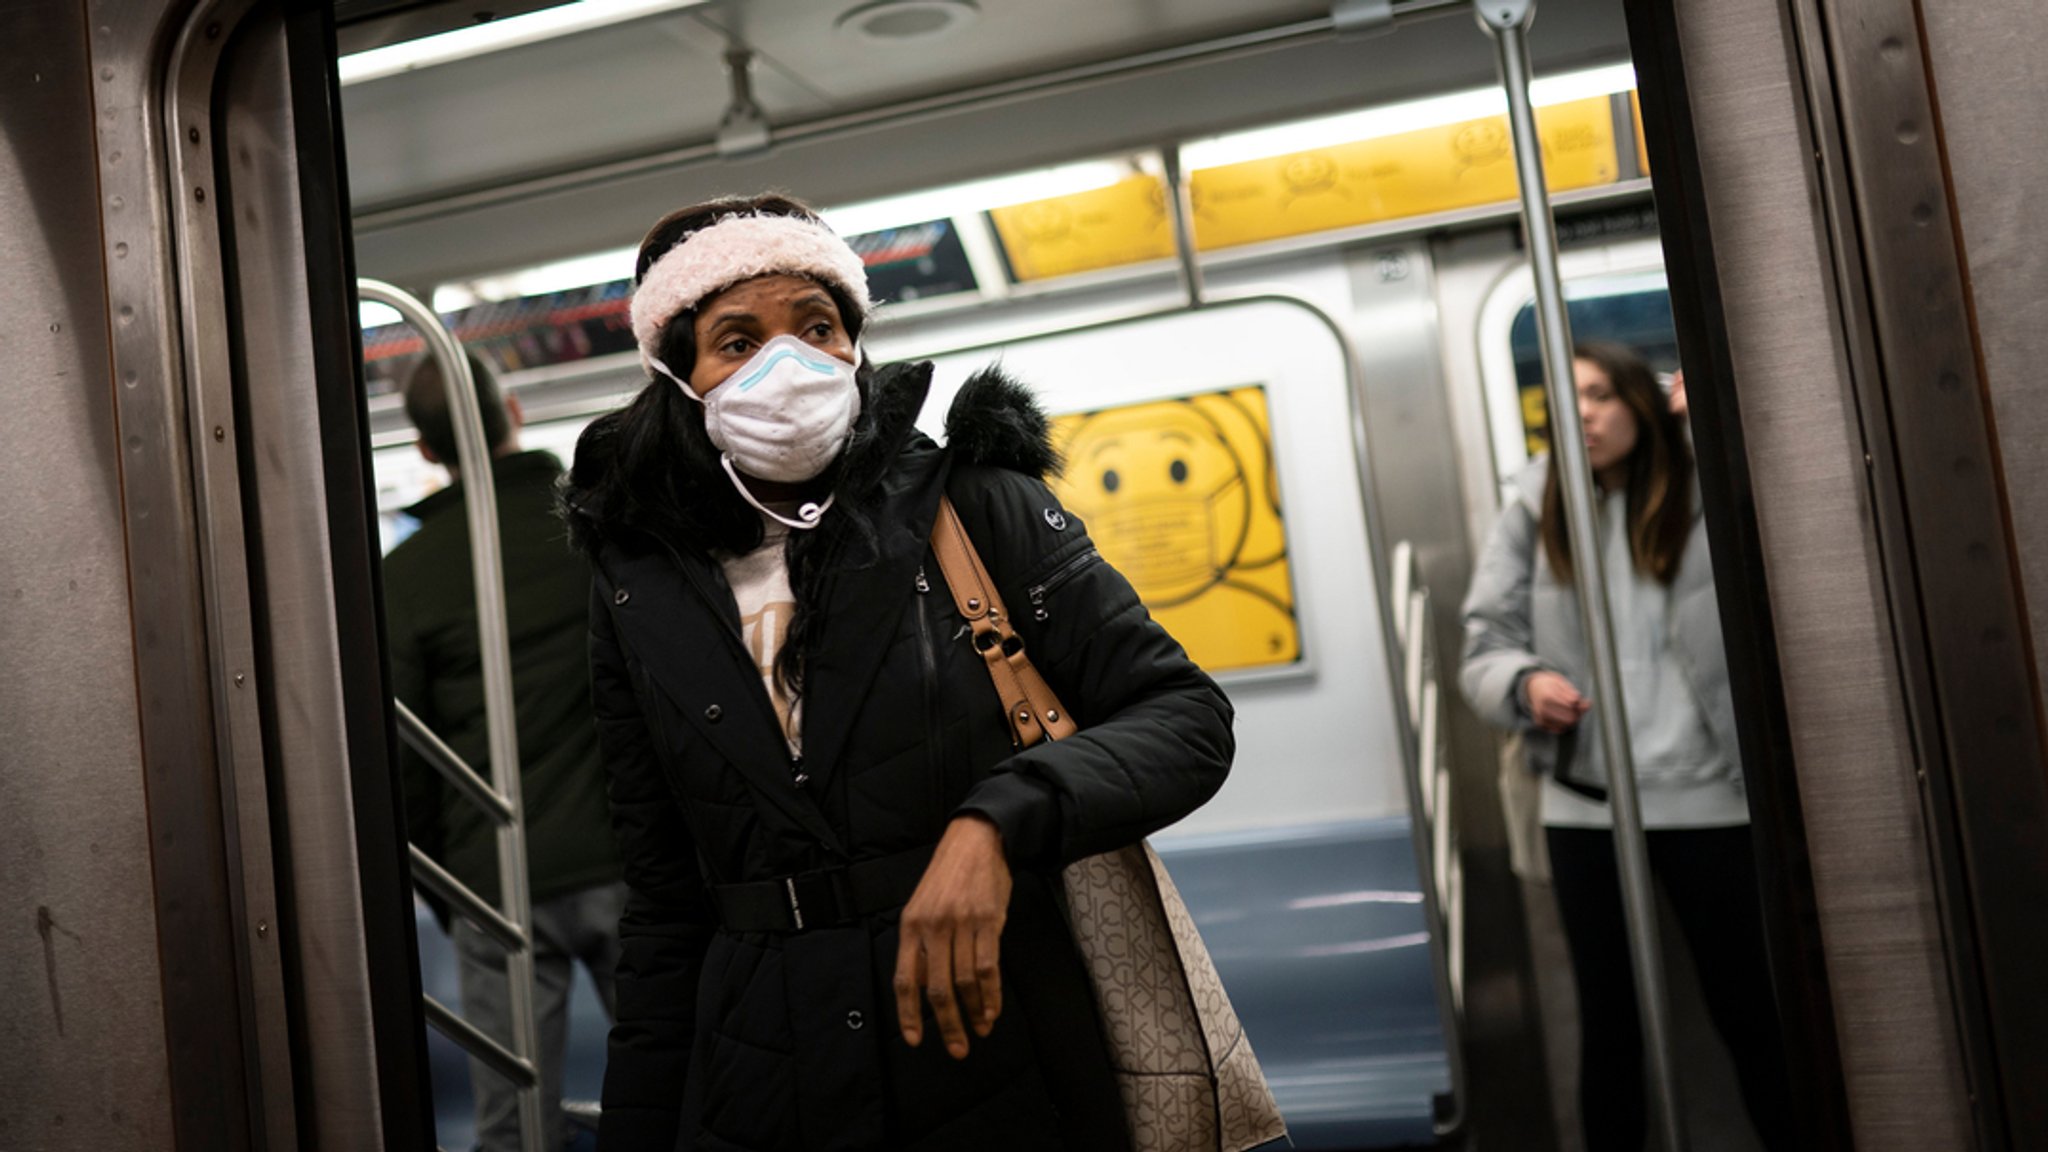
left=1539, top=341, right=1694, bottom=585
left=403, top=350, right=509, bottom=466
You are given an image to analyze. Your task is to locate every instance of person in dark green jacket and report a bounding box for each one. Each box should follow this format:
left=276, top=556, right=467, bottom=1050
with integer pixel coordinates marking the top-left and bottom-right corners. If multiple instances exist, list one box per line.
left=384, top=351, right=625, bottom=1152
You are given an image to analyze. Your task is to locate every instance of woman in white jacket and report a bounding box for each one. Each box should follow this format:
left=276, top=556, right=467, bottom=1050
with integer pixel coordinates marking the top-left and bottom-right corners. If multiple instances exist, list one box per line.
left=1460, top=342, right=1793, bottom=1150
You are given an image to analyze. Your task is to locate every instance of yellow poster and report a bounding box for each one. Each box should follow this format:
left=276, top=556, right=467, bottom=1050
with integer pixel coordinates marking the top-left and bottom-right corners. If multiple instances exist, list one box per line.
left=1630, top=89, right=1650, bottom=176
left=1188, top=95, right=1619, bottom=251
left=1522, top=384, right=1550, bottom=458
left=1050, top=386, right=1301, bottom=673
left=987, top=175, right=1177, bottom=282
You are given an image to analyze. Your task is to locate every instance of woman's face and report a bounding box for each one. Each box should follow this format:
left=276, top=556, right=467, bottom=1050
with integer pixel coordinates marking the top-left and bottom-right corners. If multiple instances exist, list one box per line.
left=1574, top=356, right=1639, bottom=476
left=685, top=273, right=855, bottom=397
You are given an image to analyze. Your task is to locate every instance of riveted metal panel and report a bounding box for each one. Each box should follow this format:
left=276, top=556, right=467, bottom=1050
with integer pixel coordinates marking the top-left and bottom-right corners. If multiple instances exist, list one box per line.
left=1810, top=0, right=2048, bottom=1140
left=1920, top=0, right=2048, bottom=826
left=84, top=0, right=263, bottom=1144
left=1658, top=0, right=1974, bottom=1146
left=1345, top=241, right=1554, bottom=1148
left=216, top=5, right=436, bottom=1147
left=0, top=3, right=175, bottom=1148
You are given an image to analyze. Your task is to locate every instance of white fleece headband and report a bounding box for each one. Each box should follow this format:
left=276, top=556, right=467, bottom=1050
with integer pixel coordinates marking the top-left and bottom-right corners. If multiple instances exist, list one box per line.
left=630, top=214, right=872, bottom=373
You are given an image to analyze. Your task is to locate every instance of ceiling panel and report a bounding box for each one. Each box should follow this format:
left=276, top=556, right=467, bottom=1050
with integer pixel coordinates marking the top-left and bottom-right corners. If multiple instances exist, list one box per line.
left=341, top=0, right=1333, bottom=205
left=342, top=0, right=1631, bottom=287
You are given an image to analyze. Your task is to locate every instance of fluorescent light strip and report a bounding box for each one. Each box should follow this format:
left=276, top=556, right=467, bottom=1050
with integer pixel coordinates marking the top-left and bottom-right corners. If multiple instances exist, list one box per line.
left=435, top=246, right=639, bottom=311
left=339, top=0, right=709, bottom=86
left=818, top=159, right=1139, bottom=237
left=1180, top=61, right=1638, bottom=171
left=427, top=161, right=1135, bottom=309
left=407, top=63, right=1637, bottom=308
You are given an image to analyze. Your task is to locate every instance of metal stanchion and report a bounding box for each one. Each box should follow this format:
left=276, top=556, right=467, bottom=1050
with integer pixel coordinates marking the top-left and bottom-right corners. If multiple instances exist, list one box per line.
left=1160, top=144, right=1207, bottom=308
left=1469, top=3, right=1687, bottom=1149
left=359, top=280, right=545, bottom=1152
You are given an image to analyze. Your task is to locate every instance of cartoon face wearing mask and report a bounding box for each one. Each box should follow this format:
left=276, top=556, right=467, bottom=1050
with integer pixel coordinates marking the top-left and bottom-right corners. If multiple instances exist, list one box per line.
left=1060, top=403, right=1251, bottom=607
left=650, top=335, right=864, bottom=529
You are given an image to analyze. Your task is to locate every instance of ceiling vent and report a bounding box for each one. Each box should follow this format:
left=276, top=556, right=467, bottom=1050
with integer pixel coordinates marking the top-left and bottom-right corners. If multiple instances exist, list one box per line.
left=836, top=0, right=979, bottom=44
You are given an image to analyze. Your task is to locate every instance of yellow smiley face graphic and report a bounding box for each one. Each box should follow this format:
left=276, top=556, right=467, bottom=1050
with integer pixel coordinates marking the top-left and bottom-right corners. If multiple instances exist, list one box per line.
left=1062, top=402, right=1248, bottom=606
left=1053, top=387, right=1301, bottom=672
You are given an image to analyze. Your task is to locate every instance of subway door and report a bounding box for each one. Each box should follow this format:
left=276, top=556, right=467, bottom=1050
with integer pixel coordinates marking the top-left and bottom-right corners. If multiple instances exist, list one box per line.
left=0, top=0, right=432, bottom=1148
left=214, top=5, right=435, bottom=1148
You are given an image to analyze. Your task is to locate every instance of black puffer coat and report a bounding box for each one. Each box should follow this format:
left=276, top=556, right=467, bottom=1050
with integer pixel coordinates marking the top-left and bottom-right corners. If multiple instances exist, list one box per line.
left=576, top=363, right=1234, bottom=1152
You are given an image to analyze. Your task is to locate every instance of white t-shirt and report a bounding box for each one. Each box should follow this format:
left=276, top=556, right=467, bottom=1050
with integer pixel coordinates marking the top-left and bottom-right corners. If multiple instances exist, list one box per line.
left=717, top=516, right=801, bottom=753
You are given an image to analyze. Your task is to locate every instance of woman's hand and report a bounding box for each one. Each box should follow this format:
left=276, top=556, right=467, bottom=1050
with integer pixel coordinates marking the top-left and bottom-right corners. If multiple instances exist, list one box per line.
left=895, top=814, right=1012, bottom=1060
left=1524, top=671, right=1591, bottom=734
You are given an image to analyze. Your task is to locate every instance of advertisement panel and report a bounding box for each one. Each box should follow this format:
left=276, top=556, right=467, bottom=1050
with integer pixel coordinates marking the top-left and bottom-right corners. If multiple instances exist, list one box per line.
left=1049, top=384, right=1301, bottom=673
left=1188, top=95, right=1620, bottom=251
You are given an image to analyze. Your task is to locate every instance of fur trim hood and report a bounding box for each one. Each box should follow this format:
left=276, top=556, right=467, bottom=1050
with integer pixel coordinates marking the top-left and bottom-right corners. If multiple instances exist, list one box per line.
left=942, top=365, right=1063, bottom=480
left=844, top=360, right=1063, bottom=491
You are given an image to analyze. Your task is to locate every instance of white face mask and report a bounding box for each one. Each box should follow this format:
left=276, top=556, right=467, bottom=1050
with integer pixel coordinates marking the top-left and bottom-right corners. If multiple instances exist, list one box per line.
left=651, top=335, right=863, bottom=530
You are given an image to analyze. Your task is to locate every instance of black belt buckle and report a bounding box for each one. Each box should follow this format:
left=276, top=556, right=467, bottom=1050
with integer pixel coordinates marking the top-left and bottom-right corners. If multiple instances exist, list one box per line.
left=784, top=877, right=805, bottom=931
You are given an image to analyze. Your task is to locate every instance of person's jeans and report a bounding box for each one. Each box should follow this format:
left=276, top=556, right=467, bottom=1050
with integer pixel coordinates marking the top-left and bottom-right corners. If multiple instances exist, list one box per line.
left=453, top=881, right=627, bottom=1152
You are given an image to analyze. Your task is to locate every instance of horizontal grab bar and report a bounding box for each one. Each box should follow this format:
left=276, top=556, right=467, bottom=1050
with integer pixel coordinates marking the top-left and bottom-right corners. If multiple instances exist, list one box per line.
left=423, top=994, right=539, bottom=1089
left=395, top=699, right=516, bottom=825
left=409, top=844, right=529, bottom=954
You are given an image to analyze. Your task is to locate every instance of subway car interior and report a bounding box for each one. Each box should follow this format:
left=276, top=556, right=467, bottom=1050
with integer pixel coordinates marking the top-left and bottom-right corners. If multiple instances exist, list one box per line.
left=5, top=0, right=2047, bottom=1149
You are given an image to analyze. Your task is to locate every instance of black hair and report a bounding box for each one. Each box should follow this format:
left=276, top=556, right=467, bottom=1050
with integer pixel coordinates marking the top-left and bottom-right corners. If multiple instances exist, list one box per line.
left=404, top=351, right=511, bottom=465
left=564, top=193, right=877, bottom=704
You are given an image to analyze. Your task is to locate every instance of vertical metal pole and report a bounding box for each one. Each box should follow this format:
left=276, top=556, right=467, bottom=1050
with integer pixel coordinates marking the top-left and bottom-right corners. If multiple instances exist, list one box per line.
left=1160, top=144, right=1207, bottom=308
left=1469, top=4, right=1687, bottom=1149
left=358, top=281, right=546, bottom=1152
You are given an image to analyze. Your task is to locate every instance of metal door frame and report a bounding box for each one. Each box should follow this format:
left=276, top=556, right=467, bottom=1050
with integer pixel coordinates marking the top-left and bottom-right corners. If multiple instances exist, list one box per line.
left=92, top=0, right=438, bottom=1144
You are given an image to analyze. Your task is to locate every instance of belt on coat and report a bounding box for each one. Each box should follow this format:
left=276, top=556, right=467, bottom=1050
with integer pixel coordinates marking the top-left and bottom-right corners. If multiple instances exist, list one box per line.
left=710, top=844, right=938, bottom=933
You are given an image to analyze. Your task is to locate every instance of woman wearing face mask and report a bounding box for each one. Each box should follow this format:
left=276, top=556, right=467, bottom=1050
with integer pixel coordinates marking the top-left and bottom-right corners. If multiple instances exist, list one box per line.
left=1459, top=343, right=1794, bottom=1150
left=562, top=194, right=1233, bottom=1152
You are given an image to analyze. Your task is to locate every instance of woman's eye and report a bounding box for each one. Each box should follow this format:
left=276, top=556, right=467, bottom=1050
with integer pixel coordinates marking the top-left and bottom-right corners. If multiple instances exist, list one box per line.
left=809, top=321, right=835, bottom=340
left=721, top=337, right=754, bottom=356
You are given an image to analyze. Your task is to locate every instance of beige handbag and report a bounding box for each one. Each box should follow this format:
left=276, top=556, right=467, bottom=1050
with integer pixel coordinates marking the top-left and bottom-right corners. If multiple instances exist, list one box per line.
left=931, top=497, right=1288, bottom=1152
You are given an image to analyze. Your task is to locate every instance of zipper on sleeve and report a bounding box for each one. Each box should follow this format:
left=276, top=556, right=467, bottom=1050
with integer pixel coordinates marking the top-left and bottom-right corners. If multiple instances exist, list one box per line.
left=1027, top=548, right=1100, bottom=622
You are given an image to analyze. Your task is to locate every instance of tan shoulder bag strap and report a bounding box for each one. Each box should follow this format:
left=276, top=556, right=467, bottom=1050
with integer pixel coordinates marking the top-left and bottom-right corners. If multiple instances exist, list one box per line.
left=930, top=496, right=1081, bottom=749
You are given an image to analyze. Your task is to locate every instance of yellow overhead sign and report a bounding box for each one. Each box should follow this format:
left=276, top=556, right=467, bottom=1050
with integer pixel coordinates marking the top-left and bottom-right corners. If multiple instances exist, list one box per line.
left=1050, top=385, right=1301, bottom=673
left=987, top=175, right=1177, bottom=282
left=1187, top=95, right=1621, bottom=251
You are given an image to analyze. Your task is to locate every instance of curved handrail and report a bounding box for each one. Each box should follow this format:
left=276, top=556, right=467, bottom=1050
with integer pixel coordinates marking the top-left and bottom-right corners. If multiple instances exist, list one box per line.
left=360, top=279, right=545, bottom=1152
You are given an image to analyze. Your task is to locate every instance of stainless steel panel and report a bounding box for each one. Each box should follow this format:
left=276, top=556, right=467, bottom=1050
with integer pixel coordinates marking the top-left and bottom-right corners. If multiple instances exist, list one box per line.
left=1345, top=240, right=1554, bottom=1147
left=164, top=1, right=302, bottom=1144
left=219, top=11, right=394, bottom=1148
left=1674, top=0, right=1972, bottom=1145
left=1811, top=0, right=2048, bottom=1138
left=0, top=4, right=174, bottom=1148
left=1920, top=0, right=2048, bottom=801
left=87, top=0, right=265, bottom=1144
